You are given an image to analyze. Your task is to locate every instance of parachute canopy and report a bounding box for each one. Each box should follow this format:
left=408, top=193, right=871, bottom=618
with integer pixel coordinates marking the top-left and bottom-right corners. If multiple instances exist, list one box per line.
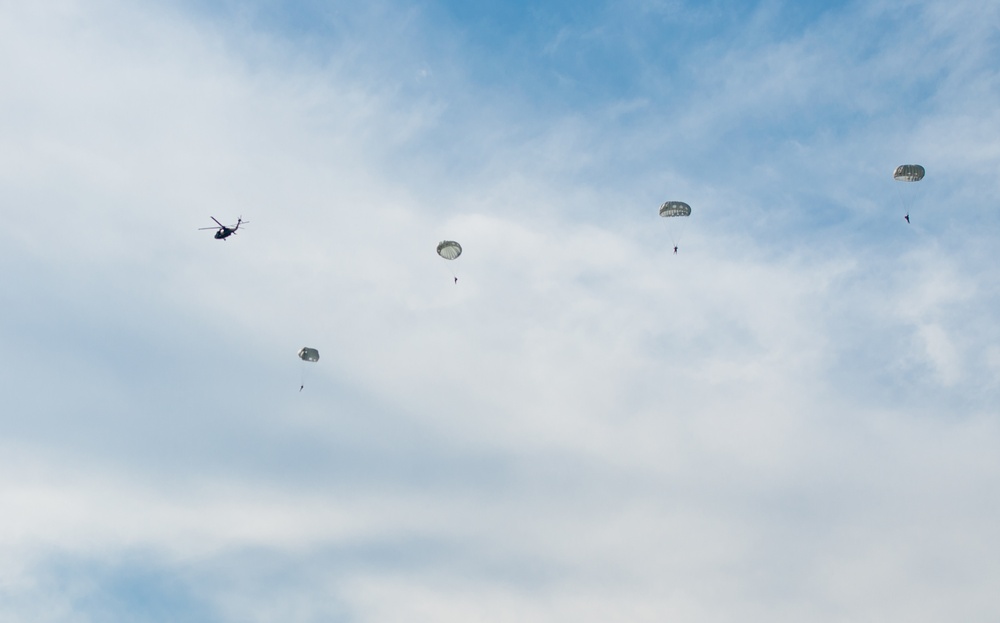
left=298, top=347, right=320, bottom=362
left=436, top=240, right=462, bottom=260
left=893, top=164, right=925, bottom=182
left=659, top=201, right=691, bottom=218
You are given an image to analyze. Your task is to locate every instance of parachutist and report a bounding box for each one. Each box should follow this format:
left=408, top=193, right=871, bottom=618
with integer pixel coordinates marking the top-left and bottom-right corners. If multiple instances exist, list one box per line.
left=298, top=347, right=319, bottom=393
left=660, top=201, right=690, bottom=255
left=438, top=241, right=462, bottom=283
left=894, top=165, right=923, bottom=222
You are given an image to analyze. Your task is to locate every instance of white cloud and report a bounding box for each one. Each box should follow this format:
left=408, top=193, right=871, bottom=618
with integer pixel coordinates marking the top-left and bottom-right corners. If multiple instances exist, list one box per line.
left=1, top=0, right=999, bottom=621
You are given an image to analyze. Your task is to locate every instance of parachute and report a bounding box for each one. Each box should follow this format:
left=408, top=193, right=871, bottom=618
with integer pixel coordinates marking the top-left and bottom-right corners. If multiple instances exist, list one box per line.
left=659, top=201, right=691, bottom=251
left=658, top=201, right=692, bottom=218
left=893, top=164, right=924, bottom=222
left=436, top=240, right=462, bottom=260
left=298, top=347, right=320, bottom=362
left=893, top=164, right=925, bottom=182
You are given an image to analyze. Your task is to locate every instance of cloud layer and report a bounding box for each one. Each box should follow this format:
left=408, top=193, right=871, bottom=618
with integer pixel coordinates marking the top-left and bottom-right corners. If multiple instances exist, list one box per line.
left=1, top=1, right=998, bottom=621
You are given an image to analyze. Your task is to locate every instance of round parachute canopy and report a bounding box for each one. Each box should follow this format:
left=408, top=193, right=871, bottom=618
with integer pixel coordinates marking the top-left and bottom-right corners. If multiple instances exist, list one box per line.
left=436, top=240, right=462, bottom=260
left=659, top=201, right=691, bottom=218
left=893, top=164, right=925, bottom=182
left=298, top=347, right=320, bottom=362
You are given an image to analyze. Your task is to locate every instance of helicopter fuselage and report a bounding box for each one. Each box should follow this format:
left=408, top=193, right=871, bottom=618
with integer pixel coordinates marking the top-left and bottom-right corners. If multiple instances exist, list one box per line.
left=201, top=216, right=244, bottom=240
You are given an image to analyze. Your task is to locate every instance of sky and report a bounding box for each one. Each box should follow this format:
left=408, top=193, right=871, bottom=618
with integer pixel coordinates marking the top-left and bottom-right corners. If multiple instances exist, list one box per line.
left=1, top=0, right=999, bottom=621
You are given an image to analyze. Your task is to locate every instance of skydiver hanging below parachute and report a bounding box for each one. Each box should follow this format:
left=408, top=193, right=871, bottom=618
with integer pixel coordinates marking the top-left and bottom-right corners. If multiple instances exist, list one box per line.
left=659, top=201, right=691, bottom=254
left=894, top=164, right=924, bottom=224
left=437, top=240, right=462, bottom=283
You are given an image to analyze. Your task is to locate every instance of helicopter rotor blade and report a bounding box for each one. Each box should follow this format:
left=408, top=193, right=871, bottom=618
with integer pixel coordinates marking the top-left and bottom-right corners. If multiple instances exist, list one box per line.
left=211, top=216, right=225, bottom=227
left=198, top=226, right=220, bottom=230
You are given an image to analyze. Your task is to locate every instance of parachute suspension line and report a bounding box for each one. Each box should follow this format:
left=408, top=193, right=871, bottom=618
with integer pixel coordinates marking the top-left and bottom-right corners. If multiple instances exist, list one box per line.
left=894, top=175, right=908, bottom=219
left=670, top=219, right=688, bottom=247
left=895, top=183, right=908, bottom=220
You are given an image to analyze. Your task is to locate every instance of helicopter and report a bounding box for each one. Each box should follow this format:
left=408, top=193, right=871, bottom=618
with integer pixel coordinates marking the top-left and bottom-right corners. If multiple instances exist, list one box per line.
left=199, top=216, right=247, bottom=240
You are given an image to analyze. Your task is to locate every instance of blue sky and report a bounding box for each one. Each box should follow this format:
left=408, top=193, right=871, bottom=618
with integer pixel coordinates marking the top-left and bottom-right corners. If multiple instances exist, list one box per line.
left=1, top=1, right=999, bottom=621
